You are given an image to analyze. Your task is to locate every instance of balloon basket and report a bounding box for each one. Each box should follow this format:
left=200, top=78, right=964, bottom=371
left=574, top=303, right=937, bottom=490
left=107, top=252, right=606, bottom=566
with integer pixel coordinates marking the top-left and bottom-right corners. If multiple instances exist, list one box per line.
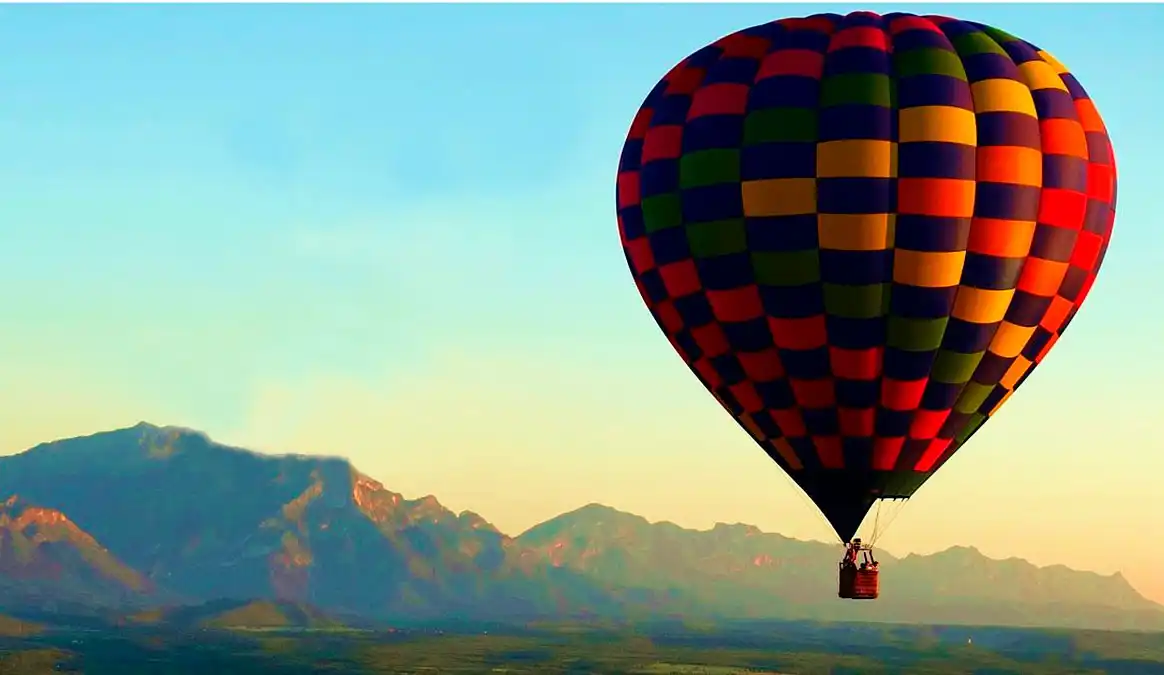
left=838, top=565, right=879, bottom=600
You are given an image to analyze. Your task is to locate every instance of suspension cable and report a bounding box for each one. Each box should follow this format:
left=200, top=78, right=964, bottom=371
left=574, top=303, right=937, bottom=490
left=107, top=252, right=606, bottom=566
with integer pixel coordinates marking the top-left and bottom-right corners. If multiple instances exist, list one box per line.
left=772, top=466, right=841, bottom=544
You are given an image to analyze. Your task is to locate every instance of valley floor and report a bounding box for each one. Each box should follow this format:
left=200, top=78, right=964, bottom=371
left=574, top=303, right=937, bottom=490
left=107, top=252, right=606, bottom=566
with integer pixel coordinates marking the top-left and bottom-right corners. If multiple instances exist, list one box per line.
left=1, top=620, right=1162, bottom=674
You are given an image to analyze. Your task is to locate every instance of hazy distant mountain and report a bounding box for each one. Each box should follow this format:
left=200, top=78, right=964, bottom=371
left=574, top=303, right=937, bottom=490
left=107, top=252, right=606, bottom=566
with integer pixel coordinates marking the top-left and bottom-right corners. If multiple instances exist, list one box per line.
left=519, top=503, right=1164, bottom=630
left=0, top=423, right=1159, bottom=632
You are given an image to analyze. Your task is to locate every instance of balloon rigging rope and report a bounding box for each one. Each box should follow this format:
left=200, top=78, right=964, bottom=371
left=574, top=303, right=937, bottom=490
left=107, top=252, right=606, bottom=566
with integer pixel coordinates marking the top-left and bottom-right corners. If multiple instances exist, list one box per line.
left=772, top=464, right=841, bottom=544
left=869, top=498, right=909, bottom=547
left=766, top=456, right=910, bottom=547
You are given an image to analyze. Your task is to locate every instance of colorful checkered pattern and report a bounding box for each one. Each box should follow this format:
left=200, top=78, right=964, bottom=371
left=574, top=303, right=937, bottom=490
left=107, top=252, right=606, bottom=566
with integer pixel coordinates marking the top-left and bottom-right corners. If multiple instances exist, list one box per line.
left=616, top=11, right=1117, bottom=541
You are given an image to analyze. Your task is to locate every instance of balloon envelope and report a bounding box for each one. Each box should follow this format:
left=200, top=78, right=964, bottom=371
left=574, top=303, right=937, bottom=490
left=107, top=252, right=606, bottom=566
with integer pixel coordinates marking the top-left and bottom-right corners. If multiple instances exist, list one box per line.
left=615, top=11, right=1117, bottom=542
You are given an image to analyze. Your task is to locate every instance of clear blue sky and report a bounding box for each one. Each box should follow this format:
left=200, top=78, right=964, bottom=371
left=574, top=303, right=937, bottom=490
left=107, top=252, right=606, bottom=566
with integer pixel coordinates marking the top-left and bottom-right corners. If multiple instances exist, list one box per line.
left=1, top=4, right=1162, bottom=600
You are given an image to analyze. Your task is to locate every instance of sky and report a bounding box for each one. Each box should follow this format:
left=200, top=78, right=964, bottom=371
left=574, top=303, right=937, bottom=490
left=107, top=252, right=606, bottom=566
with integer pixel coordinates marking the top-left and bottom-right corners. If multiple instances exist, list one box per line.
left=1, top=3, right=1162, bottom=603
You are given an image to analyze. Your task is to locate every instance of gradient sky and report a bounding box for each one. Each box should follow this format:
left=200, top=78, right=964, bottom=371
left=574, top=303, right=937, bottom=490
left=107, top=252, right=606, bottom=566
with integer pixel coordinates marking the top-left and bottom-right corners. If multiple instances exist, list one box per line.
left=1, top=3, right=1162, bottom=603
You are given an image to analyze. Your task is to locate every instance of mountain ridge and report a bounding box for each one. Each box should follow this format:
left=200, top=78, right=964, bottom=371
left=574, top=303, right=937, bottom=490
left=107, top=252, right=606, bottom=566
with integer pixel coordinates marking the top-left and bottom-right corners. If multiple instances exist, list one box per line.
left=0, top=422, right=1158, bottom=632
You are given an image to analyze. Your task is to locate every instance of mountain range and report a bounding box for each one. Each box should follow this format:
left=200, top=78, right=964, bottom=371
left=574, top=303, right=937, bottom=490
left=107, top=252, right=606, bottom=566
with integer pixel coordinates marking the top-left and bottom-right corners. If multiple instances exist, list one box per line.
left=0, top=423, right=1159, bottom=632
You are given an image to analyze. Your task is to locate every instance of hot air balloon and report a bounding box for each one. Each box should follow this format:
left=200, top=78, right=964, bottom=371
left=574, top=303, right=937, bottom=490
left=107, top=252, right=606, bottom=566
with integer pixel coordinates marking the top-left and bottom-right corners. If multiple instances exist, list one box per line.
left=615, top=11, right=1116, bottom=600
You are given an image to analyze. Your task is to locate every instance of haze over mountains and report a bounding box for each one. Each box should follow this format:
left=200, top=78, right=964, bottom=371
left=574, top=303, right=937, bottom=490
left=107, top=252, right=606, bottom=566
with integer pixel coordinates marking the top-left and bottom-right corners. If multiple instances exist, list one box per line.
left=0, top=423, right=1159, bottom=632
